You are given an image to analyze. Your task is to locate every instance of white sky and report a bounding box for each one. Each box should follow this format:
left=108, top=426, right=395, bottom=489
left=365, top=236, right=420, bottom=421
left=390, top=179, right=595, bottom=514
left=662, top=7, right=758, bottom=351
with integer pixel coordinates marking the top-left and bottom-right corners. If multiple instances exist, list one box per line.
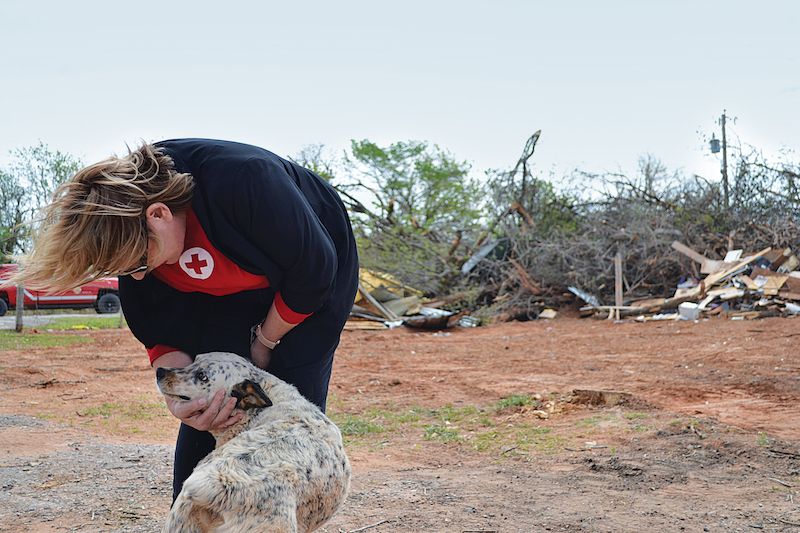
left=1, top=0, right=798, bottom=186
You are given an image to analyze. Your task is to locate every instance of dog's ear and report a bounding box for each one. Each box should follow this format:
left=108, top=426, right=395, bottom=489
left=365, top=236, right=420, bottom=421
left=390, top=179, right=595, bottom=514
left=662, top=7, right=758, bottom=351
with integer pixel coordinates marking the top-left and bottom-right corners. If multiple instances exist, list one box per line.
left=230, top=380, right=273, bottom=410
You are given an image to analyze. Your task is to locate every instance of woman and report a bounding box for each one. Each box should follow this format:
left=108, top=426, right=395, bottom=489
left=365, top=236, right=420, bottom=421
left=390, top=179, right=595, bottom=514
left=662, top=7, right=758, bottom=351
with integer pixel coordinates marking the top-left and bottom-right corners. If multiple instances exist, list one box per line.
left=19, top=138, right=359, bottom=500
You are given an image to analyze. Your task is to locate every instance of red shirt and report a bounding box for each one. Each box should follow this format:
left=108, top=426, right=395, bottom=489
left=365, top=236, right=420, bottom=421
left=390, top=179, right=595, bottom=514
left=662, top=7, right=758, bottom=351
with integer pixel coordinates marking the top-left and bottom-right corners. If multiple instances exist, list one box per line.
left=147, top=208, right=311, bottom=363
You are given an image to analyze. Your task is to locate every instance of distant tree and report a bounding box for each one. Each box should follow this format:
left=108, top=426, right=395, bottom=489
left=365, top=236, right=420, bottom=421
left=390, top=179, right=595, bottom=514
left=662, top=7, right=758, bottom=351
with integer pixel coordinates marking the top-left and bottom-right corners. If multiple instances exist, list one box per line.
left=344, top=139, right=482, bottom=235
left=0, top=142, right=82, bottom=258
left=0, top=169, right=27, bottom=261
left=341, top=139, right=483, bottom=295
left=290, top=143, right=339, bottom=183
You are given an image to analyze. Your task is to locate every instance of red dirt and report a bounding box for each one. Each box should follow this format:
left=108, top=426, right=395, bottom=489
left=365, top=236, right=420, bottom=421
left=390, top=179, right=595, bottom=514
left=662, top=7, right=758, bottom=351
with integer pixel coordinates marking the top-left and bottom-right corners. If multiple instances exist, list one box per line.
left=2, top=316, right=800, bottom=532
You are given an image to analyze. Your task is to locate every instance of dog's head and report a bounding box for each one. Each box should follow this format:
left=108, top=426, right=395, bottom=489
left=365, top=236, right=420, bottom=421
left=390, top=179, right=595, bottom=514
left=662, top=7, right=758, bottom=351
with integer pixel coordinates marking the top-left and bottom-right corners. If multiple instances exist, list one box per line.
left=156, top=352, right=273, bottom=413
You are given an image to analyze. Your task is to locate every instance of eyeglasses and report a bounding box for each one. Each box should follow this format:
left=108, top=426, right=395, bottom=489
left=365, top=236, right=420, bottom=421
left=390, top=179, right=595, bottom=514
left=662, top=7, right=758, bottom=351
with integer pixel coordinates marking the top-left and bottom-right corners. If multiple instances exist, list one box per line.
left=117, top=251, right=148, bottom=276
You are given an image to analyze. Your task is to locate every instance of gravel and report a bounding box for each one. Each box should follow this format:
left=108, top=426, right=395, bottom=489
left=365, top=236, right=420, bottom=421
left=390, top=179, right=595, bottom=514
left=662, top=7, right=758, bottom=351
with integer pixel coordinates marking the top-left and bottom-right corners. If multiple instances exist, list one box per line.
left=0, top=415, right=173, bottom=533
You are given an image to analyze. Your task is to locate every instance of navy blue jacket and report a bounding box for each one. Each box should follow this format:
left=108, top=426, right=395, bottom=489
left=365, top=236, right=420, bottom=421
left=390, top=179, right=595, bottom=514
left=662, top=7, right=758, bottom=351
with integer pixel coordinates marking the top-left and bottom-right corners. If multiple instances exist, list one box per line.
left=119, top=139, right=359, bottom=368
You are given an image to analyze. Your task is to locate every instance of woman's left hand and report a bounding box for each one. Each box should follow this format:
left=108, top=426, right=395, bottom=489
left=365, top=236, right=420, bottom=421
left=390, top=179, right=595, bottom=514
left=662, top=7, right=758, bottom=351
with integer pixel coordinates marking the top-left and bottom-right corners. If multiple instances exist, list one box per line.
left=250, top=341, right=272, bottom=370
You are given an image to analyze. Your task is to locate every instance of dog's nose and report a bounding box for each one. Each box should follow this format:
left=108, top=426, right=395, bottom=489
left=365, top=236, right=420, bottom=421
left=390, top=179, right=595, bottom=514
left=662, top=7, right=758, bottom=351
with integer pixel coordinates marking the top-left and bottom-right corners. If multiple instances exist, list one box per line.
left=156, top=367, right=166, bottom=380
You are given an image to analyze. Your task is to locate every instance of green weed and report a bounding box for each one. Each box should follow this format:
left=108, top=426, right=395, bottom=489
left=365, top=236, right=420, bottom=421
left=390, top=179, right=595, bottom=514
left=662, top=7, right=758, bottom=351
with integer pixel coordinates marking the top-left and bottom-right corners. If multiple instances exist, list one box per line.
left=575, top=416, right=602, bottom=428
left=0, top=331, right=89, bottom=350
left=332, top=415, right=385, bottom=437
left=496, top=394, right=534, bottom=409
left=423, top=424, right=460, bottom=442
left=473, top=430, right=501, bottom=451
left=81, top=403, right=123, bottom=417
left=79, top=399, right=170, bottom=421
left=43, top=316, right=126, bottom=330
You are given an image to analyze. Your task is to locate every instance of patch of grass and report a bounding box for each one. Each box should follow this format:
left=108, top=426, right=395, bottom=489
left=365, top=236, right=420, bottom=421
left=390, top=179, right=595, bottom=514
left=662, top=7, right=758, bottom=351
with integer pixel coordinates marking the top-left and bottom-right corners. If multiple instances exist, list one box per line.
left=0, top=331, right=89, bottom=350
left=81, top=403, right=124, bottom=417
left=423, top=424, right=460, bottom=442
left=43, top=316, right=125, bottom=330
left=125, top=399, right=170, bottom=420
left=423, top=403, right=476, bottom=424
left=64, top=398, right=174, bottom=438
left=331, top=396, right=579, bottom=457
left=625, top=413, right=653, bottom=433
left=332, top=414, right=385, bottom=437
left=326, top=393, right=346, bottom=411
left=496, top=394, right=534, bottom=409
left=78, top=398, right=170, bottom=422
left=367, top=407, right=422, bottom=425
left=515, top=429, right=570, bottom=454
left=575, top=415, right=602, bottom=428
left=473, top=430, right=501, bottom=451
left=757, top=432, right=770, bottom=446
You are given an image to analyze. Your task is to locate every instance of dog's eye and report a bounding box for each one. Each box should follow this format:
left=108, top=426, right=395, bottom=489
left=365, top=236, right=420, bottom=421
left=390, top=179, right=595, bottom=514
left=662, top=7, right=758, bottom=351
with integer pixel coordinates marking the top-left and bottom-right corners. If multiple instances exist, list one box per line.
left=196, top=371, right=209, bottom=383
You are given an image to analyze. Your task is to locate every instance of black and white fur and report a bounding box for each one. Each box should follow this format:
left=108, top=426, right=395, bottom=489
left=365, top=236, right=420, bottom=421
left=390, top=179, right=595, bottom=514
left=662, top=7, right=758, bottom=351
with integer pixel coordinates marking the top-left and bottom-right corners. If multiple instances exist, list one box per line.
left=156, top=352, right=350, bottom=533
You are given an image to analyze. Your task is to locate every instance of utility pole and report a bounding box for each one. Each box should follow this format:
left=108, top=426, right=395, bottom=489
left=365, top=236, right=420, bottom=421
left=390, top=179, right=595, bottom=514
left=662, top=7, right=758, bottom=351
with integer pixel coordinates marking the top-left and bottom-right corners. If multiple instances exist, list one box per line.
left=722, top=110, right=730, bottom=211
left=721, top=110, right=729, bottom=210
left=709, top=111, right=731, bottom=209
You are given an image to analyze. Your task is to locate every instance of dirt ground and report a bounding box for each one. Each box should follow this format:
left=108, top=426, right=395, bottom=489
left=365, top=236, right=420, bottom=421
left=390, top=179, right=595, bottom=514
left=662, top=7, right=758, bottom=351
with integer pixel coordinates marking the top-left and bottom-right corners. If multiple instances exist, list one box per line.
left=2, top=315, right=800, bottom=532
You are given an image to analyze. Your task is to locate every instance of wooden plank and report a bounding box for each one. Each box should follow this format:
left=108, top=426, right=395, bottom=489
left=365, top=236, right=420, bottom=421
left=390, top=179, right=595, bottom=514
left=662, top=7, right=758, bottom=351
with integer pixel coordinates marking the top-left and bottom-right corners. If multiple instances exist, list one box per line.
left=783, top=255, right=799, bottom=272
left=671, top=241, right=711, bottom=264
left=739, top=274, right=759, bottom=291
left=579, top=306, right=643, bottom=311
left=762, top=276, right=789, bottom=296
left=782, top=276, right=800, bottom=293
left=701, top=259, right=722, bottom=274
left=382, top=296, right=421, bottom=317
left=714, top=246, right=772, bottom=282
left=357, top=283, right=399, bottom=321
left=345, top=319, right=388, bottom=330
left=693, top=246, right=773, bottom=297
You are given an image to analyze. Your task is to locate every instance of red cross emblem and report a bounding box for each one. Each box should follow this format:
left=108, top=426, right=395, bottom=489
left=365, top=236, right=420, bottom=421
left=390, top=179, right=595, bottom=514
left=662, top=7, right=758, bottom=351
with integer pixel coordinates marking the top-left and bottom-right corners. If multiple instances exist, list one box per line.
left=179, top=247, right=214, bottom=279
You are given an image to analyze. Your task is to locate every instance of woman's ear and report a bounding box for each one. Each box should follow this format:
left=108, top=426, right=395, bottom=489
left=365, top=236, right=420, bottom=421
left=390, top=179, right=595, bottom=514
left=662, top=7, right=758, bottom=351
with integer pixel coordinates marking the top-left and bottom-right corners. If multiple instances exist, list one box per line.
left=146, top=202, right=173, bottom=223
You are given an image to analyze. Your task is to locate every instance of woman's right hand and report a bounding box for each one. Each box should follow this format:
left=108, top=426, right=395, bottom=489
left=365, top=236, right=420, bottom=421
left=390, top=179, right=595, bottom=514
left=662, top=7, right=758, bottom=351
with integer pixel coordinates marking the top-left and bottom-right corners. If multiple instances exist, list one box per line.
left=164, top=390, right=242, bottom=431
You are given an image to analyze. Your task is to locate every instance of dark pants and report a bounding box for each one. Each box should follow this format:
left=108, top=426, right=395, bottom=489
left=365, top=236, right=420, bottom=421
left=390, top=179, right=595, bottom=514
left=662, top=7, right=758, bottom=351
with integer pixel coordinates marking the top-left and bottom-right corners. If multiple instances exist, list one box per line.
left=171, top=349, right=336, bottom=501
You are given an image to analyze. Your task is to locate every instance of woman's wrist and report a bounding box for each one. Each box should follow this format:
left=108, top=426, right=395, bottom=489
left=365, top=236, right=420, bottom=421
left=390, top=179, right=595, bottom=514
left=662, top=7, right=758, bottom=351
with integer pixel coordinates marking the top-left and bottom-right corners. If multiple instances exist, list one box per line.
left=253, top=320, right=281, bottom=350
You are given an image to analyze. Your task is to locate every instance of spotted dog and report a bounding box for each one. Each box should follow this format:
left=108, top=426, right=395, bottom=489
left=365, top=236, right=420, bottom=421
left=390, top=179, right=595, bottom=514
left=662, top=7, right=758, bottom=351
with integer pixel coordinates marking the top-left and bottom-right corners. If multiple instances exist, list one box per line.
left=155, top=352, right=350, bottom=533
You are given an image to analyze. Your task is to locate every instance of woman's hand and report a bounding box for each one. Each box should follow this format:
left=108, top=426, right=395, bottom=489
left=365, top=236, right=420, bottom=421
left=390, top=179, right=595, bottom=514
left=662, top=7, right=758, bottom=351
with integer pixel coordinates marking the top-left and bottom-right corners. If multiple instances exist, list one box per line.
left=250, top=341, right=272, bottom=370
left=164, top=390, right=242, bottom=432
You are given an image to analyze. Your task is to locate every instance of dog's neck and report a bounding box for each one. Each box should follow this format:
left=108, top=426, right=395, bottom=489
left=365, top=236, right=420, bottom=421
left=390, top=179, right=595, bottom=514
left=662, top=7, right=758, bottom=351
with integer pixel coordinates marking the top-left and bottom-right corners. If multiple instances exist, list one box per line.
left=210, top=407, right=257, bottom=447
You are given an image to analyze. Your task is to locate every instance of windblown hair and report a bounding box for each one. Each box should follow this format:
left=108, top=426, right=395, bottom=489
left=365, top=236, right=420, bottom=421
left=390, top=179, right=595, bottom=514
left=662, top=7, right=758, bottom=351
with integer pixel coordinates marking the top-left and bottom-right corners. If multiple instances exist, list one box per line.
left=15, top=143, right=194, bottom=292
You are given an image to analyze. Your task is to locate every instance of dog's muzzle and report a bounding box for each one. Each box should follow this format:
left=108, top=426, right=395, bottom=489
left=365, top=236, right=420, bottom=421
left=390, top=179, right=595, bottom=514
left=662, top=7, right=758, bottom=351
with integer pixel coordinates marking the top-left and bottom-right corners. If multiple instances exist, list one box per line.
left=156, top=367, right=191, bottom=401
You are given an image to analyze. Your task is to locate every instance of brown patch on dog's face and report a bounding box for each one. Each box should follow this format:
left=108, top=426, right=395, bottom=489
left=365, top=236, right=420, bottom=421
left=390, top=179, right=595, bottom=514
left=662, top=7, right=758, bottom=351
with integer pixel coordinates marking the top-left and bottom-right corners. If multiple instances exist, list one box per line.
left=230, top=380, right=273, bottom=410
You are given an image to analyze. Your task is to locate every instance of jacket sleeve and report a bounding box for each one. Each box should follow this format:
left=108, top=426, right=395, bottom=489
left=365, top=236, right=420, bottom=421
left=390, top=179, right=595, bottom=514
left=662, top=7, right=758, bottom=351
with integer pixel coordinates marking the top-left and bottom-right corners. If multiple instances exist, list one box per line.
left=224, top=157, right=338, bottom=315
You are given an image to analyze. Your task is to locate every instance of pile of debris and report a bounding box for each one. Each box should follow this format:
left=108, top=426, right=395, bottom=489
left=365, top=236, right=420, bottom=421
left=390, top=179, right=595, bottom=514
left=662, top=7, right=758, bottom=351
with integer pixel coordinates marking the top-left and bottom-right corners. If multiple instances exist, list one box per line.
left=579, top=242, right=800, bottom=321
left=347, top=269, right=480, bottom=330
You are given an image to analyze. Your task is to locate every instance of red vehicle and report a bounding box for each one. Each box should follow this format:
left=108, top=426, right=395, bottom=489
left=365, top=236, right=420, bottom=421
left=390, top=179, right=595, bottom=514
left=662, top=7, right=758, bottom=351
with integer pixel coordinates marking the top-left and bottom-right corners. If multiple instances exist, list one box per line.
left=0, top=264, right=120, bottom=316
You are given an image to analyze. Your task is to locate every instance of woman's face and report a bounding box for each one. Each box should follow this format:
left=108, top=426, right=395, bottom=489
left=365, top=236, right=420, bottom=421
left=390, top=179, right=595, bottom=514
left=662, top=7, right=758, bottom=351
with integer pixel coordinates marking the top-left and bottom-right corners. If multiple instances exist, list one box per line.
left=130, top=204, right=186, bottom=281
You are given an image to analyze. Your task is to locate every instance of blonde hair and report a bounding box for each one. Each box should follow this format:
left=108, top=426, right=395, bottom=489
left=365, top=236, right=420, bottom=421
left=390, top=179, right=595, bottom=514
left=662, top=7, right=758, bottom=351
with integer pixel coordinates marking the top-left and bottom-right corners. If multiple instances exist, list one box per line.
left=15, top=143, right=194, bottom=292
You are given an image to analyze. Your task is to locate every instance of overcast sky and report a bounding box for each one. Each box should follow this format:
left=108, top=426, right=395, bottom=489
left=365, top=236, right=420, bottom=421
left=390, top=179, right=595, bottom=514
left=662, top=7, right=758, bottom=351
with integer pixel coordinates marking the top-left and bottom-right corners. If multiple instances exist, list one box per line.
left=2, top=0, right=798, bottom=186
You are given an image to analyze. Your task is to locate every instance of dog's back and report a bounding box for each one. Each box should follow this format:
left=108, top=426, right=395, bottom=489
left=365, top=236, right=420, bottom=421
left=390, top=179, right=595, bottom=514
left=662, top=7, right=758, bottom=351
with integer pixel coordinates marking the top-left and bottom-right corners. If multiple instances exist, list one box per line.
left=161, top=354, right=350, bottom=533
